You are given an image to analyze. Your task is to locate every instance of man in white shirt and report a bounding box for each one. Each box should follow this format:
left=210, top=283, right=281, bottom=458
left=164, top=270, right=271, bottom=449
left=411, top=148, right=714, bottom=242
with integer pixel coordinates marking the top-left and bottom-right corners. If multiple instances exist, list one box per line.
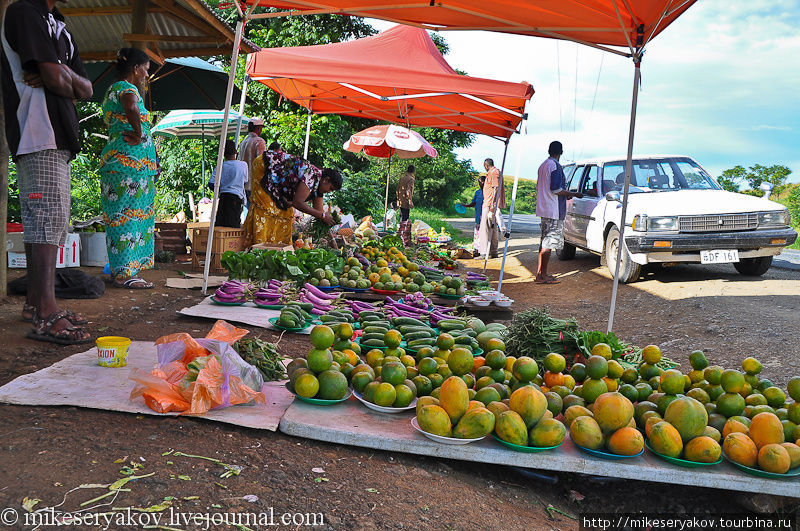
left=237, top=118, right=266, bottom=205
left=210, top=140, right=249, bottom=227
left=535, top=141, right=582, bottom=284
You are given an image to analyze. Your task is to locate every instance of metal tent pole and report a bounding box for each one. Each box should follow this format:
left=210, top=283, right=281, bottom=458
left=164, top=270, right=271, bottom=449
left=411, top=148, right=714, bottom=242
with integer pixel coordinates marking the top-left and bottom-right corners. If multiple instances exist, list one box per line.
left=607, top=58, right=642, bottom=333
left=202, top=18, right=245, bottom=294
left=482, top=140, right=510, bottom=274
left=201, top=124, right=206, bottom=187
left=234, top=75, right=249, bottom=145
left=303, top=108, right=312, bottom=159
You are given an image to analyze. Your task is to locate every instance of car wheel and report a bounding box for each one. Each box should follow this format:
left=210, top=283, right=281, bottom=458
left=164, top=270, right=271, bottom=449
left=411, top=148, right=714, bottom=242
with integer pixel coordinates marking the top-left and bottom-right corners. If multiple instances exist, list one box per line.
left=556, top=242, right=576, bottom=260
left=733, top=256, right=772, bottom=276
left=605, top=227, right=642, bottom=283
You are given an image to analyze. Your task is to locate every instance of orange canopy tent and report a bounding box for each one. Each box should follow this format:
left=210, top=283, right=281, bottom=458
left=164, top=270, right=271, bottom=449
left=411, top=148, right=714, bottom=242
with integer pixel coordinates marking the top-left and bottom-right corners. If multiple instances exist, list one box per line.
left=245, top=25, right=534, bottom=143
left=204, top=1, right=697, bottom=333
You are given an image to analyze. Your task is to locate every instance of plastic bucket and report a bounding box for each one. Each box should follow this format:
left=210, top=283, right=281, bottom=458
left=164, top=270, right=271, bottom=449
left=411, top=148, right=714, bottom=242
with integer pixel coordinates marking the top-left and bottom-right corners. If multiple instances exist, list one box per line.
left=96, top=336, right=131, bottom=367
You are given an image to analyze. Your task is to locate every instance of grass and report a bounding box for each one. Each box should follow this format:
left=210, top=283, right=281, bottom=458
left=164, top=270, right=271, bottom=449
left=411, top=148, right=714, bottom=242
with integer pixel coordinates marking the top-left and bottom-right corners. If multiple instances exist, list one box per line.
left=772, top=184, right=800, bottom=250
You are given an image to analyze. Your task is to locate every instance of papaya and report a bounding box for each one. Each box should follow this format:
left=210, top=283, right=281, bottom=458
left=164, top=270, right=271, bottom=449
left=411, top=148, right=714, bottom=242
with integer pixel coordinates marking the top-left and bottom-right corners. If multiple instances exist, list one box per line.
left=487, top=401, right=510, bottom=421
left=758, top=443, right=790, bottom=474
left=722, top=419, right=749, bottom=439
left=593, top=392, right=634, bottom=433
left=564, top=405, right=594, bottom=428
left=508, top=385, right=548, bottom=428
left=453, top=407, right=495, bottom=439
left=703, top=426, right=722, bottom=443
left=723, top=432, right=758, bottom=468
left=749, top=412, right=784, bottom=449
left=649, top=421, right=683, bottom=458
left=684, top=436, right=721, bottom=463
left=495, top=410, right=528, bottom=446
left=634, top=401, right=659, bottom=427
left=417, top=405, right=452, bottom=437
left=645, top=416, right=663, bottom=439
left=468, top=400, right=484, bottom=411
left=474, top=386, right=502, bottom=407
left=607, top=427, right=644, bottom=456
left=569, top=415, right=603, bottom=450
left=664, top=396, right=708, bottom=443
left=439, top=376, right=470, bottom=425
left=416, top=396, right=440, bottom=416
left=529, top=418, right=567, bottom=448
left=779, top=442, right=800, bottom=469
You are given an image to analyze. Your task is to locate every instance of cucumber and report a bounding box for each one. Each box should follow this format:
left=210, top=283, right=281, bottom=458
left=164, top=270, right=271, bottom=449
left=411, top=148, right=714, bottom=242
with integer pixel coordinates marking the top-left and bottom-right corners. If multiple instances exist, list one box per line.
left=451, top=329, right=477, bottom=338
left=365, top=320, right=391, bottom=329
left=454, top=335, right=473, bottom=345
left=361, top=333, right=386, bottom=342
left=287, top=302, right=313, bottom=312
left=283, top=306, right=304, bottom=320
left=404, top=331, right=434, bottom=341
left=392, top=316, right=427, bottom=327
left=361, top=338, right=386, bottom=347
left=408, top=338, right=437, bottom=347
left=363, top=326, right=390, bottom=335
left=438, top=320, right=466, bottom=331
left=399, top=325, right=435, bottom=335
left=359, top=311, right=385, bottom=319
left=319, top=314, right=341, bottom=323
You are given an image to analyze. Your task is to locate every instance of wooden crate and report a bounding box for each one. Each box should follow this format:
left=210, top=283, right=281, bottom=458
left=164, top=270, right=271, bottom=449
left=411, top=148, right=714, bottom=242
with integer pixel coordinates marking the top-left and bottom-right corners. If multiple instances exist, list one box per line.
left=190, top=226, right=246, bottom=273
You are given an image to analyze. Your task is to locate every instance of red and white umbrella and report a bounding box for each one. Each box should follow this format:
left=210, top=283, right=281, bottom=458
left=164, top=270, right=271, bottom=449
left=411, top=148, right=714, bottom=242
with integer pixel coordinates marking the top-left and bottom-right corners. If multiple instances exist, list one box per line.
left=344, top=124, right=438, bottom=159
left=344, top=125, right=437, bottom=230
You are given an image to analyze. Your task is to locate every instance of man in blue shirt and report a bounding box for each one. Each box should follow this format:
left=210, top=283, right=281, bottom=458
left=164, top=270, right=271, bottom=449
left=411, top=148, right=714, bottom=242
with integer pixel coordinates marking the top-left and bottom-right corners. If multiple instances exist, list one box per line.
left=209, top=140, right=249, bottom=227
left=461, top=175, right=486, bottom=258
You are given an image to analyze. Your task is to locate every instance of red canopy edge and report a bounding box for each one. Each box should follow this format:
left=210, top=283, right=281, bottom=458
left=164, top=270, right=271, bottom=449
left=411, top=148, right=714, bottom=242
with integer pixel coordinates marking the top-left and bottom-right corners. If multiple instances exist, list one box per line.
left=244, top=0, right=697, bottom=52
left=245, top=25, right=534, bottom=139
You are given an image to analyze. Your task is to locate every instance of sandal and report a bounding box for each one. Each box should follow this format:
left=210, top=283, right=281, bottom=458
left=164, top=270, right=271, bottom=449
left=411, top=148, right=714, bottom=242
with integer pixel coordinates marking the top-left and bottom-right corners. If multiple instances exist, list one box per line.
left=22, top=304, right=88, bottom=325
left=27, top=310, right=92, bottom=345
left=114, top=277, right=154, bottom=289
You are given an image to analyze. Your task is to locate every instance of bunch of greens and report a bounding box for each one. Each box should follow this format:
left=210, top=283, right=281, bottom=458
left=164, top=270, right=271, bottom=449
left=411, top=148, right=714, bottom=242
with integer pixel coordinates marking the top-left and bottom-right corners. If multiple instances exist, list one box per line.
left=235, top=337, right=285, bottom=382
left=221, top=248, right=345, bottom=284
left=576, top=330, right=631, bottom=360
left=307, top=210, right=341, bottom=242
left=503, top=307, right=580, bottom=364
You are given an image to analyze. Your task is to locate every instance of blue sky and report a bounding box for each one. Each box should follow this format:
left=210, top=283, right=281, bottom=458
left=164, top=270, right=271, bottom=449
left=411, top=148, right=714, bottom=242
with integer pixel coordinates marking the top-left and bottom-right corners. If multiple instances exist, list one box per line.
left=370, top=1, right=800, bottom=184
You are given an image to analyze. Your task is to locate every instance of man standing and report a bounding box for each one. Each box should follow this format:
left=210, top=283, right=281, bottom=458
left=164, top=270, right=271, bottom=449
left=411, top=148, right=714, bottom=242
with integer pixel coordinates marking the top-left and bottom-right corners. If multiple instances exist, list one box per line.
left=396, top=164, right=415, bottom=245
left=209, top=140, right=249, bottom=228
left=237, top=118, right=266, bottom=205
left=2, top=0, right=93, bottom=344
left=478, top=158, right=500, bottom=258
left=461, top=175, right=485, bottom=258
left=535, top=141, right=582, bottom=284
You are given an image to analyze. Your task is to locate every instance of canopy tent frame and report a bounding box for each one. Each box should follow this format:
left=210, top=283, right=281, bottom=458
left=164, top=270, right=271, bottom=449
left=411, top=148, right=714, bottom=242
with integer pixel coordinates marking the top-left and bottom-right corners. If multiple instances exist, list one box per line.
left=201, top=0, right=695, bottom=335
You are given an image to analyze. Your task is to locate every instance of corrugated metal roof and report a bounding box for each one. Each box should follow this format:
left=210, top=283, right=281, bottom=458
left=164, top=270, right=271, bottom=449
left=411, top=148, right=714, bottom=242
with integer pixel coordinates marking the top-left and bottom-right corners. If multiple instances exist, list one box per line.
left=62, top=0, right=257, bottom=62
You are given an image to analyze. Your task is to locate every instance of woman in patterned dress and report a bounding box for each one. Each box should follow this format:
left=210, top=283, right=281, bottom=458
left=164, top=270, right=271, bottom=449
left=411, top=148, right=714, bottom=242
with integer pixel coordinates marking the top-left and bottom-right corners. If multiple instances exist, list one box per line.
left=98, top=48, right=159, bottom=289
left=244, top=147, right=342, bottom=245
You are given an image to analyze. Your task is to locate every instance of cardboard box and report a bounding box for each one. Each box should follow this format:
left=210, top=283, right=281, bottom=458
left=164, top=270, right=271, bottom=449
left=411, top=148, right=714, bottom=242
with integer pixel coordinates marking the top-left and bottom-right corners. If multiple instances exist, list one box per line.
left=6, top=232, right=81, bottom=268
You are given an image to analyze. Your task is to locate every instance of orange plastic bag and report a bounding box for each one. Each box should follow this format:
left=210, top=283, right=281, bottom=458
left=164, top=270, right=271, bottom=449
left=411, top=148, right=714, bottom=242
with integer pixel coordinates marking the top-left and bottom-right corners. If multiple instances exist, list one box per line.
left=129, top=368, right=191, bottom=413
left=155, top=320, right=249, bottom=365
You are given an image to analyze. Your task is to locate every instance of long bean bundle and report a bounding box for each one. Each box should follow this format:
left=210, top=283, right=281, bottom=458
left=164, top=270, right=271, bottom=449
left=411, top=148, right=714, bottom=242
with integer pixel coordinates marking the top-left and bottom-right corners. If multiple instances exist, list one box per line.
left=503, top=307, right=580, bottom=364
left=235, top=337, right=286, bottom=381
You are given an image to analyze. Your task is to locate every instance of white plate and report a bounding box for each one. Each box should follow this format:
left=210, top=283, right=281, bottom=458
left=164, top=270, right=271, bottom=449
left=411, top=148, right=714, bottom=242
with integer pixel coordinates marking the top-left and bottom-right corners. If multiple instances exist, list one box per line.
left=470, top=297, right=491, bottom=307
left=411, top=417, right=487, bottom=445
left=700, top=249, right=739, bottom=264
left=478, top=290, right=502, bottom=301
left=352, top=390, right=416, bottom=414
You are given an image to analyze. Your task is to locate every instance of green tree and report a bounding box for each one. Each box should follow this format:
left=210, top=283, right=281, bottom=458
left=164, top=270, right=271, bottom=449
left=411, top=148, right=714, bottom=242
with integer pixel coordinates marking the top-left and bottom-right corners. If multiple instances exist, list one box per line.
left=718, top=164, right=792, bottom=196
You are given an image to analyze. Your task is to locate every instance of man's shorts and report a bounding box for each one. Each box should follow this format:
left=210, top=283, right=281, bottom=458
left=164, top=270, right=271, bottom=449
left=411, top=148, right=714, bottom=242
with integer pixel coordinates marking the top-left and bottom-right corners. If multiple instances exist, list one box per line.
left=16, top=149, right=71, bottom=246
left=540, top=217, right=564, bottom=250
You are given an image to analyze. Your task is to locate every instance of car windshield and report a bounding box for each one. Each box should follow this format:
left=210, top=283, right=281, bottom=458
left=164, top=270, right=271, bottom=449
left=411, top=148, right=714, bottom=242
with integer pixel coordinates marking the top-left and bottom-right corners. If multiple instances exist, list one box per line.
left=602, top=157, right=720, bottom=193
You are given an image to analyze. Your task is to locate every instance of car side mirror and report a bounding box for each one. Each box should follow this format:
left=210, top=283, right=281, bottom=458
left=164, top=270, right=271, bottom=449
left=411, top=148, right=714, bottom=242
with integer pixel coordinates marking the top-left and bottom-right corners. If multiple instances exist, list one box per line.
left=759, top=182, right=773, bottom=199
left=605, top=191, right=621, bottom=202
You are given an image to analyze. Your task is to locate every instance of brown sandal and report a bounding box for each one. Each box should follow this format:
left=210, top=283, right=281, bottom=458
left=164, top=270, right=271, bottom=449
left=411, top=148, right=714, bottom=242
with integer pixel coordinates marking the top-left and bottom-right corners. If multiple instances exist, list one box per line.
left=27, top=310, right=92, bottom=345
left=22, top=304, right=87, bottom=325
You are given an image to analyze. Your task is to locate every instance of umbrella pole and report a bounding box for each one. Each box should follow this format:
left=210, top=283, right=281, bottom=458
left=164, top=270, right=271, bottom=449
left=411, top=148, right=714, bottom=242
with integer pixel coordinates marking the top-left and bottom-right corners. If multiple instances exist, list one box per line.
left=483, top=140, right=510, bottom=275
left=202, top=18, right=244, bottom=294
left=383, top=156, right=392, bottom=232
left=607, top=59, right=642, bottom=333
left=496, top=139, right=518, bottom=290
left=303, top=109, right=312, bottom=159
left=201, top=124, right=206, bottom=188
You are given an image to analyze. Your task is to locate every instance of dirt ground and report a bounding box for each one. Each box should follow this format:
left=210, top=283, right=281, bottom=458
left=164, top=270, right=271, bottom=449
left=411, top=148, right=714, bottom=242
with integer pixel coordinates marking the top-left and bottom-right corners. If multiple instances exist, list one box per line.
left=1, top=238, right=799, bottom=530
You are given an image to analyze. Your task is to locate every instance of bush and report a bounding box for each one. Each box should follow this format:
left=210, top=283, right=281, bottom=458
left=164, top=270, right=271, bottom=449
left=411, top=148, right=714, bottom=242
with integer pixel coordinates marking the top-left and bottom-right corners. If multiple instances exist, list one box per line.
left=331, top=170, right=384, bottom=220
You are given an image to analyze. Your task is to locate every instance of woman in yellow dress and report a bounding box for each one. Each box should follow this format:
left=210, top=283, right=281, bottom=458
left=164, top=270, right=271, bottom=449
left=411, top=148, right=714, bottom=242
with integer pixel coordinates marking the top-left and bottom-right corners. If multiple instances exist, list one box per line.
left=244, top=146, right=342, bottom=245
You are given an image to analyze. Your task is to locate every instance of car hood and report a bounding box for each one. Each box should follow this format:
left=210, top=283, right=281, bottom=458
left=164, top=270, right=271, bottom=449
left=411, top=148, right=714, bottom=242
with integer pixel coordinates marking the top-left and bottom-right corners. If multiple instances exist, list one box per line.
left=622, top=190, right=787, bottom=217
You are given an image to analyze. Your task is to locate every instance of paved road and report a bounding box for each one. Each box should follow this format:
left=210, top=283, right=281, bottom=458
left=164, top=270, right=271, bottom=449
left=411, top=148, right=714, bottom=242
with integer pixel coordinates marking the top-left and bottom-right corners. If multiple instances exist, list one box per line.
left=446, top=215, right=800, bottom=271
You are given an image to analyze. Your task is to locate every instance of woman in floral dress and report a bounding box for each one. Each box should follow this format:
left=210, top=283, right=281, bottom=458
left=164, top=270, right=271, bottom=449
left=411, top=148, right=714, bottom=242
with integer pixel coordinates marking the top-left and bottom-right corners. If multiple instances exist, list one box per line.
left=99, top=48, right=159, bottom=288
left=244, top=147, right=342, bottom=245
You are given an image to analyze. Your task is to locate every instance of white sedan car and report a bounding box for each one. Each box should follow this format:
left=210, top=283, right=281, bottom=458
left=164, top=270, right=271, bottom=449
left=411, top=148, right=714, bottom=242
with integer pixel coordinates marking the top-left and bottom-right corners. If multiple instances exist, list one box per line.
left=557, top=155, right=797, bottom=282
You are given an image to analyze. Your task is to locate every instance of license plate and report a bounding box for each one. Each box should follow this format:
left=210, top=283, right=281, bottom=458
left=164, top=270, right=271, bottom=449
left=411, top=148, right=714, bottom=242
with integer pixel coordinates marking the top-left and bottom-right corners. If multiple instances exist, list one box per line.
left=700, top=249, right=739, bottom=264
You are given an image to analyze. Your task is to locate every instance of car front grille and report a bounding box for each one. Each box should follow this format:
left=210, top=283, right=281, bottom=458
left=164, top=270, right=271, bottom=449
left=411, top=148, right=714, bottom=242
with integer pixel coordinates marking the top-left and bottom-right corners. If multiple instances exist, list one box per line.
left=678, top=213, right=758, bottom=233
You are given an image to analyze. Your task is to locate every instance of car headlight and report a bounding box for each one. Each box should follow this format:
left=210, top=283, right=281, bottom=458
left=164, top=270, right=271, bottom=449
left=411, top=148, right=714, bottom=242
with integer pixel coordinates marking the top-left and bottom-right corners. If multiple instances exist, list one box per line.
left=647, top=216, right=679, bottom=231
left=759, top=210, right=790, bottom=227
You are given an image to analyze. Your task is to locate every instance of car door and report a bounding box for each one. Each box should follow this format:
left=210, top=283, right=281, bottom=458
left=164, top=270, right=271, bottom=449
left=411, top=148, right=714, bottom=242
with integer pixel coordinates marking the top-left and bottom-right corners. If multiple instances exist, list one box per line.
left=562, top=165, right=583, bottom=243
left=571, top=165, right=601, bottom=247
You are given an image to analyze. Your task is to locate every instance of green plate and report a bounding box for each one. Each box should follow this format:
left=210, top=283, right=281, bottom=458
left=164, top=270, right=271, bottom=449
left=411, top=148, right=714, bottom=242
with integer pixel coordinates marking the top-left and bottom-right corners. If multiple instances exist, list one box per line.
left=285, top=382, right=352, bottom=405
left=575, top=442, right=644, bottom=460
left=268, top=316, right=310, bottom=332
left=211, top=296, right=245, bottom=306
left=355, top=339, right=407, bottom=351
left=471, top=348, right=484, bottom=358
left=492, top=433, right=563, bottom=453
left=722, top=451, right=800, bottom=479
left=435, top=293, right=462, bottom=300
left=644, top=440, right=721, bottom=468
left=255, top=303, right=284, bottom=310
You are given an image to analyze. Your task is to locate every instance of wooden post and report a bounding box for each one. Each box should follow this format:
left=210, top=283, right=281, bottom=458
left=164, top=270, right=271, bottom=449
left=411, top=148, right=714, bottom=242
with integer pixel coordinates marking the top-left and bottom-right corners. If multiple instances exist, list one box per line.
left=0, top=0, right=11, bottom=300
left=131, top=0, right=148, bottom=51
